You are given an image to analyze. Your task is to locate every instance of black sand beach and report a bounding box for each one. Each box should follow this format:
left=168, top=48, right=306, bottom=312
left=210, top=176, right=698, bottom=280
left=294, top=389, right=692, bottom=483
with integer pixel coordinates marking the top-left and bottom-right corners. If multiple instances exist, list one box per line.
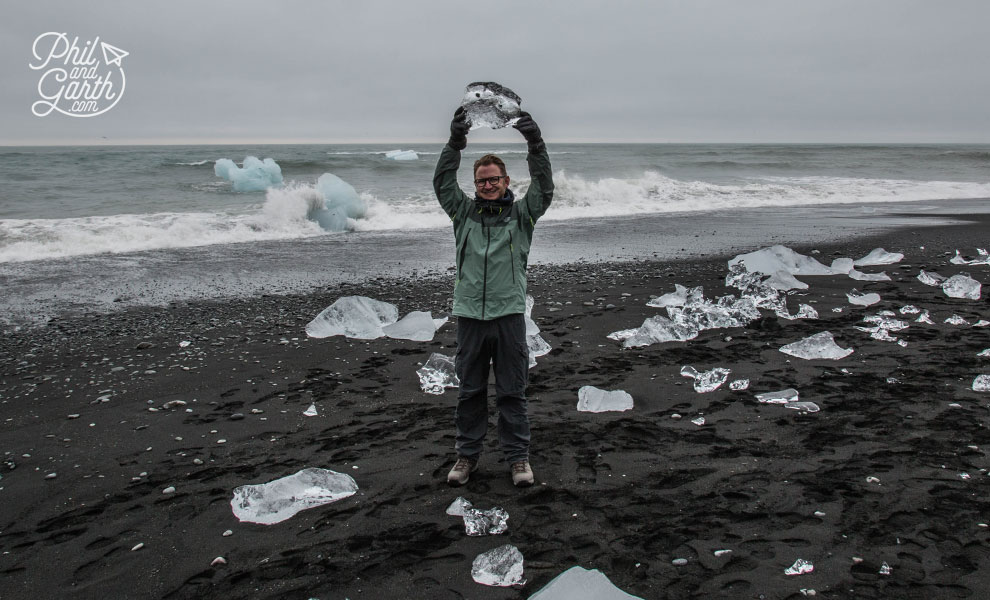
left=2, top=213, right=990, bottom=599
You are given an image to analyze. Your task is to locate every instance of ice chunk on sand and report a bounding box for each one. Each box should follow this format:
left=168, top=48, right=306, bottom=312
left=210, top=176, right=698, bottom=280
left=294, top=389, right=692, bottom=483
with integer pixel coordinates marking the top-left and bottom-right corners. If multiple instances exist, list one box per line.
left=303, top=404, right=318, bottom=417
left=729, top=245, right=837, bottom=276
left=830, top=257, right=855, bottom=274
left=461, top=82, right=522, bottom=130
left=214, top=156, right=283, bottom=192
left=847, top=289, right=881, bottom=306
left=525, top=296, right=551, bottom=367
left=856, top=314, right=909, bottom=341
left=646, top=284, right=695, bottom=308
left=463, top=506, right=509, bottom=536
left=942, top=274, right=981, bottom=299
left=899, top=305, right=920, bottom=314
left=577, top=386, right=634, bottom=412
left=417, top=353, right=459, bottom=395
left=755, top=388, right=799, bottom=404
left=785, top=401, right=821, bottom=413
left=849, top=268, right=891, bottom=281
left=384, top=149, right=418, bottom=161
left=917, top=270, right=946, bottom=286
left=230, top=468, right=357, bottom=525
left=680, top=366, right=731, bottom=393
left=916, top=310, right=934, bottom=324
left=776, top=302, right=818, bottom=320
left=311, top=173, right=368, bottom=232
left=306, top=296, right=398, bottom=339
left=446, top=496, right=472, bottom=517
left=608, top=315, right=699, bottom=348
left=977, top=349, right=990, bottom=357
left=780, top=332, right=853, bottom=360
left=944, top=314, right=969, bottom=325
left=382, top=311, right=439, bottom=341
left=951, top=249, right=990, bottom=265
left=472, top=544, right=525, bottom=587
left=528, top=566, right=644, bottom=600
left=973, top=375, right=990, bottom=392
left=730, top=379, right=750, bottom=390
left=854, top=248, right=904, bottom=266
left=785, top=558, right=814, bottom=575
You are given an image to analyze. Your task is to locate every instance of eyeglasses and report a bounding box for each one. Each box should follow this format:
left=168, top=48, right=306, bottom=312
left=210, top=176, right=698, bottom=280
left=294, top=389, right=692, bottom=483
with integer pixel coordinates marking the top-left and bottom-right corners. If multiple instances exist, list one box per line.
left=474, top=175, right=506, bottom=187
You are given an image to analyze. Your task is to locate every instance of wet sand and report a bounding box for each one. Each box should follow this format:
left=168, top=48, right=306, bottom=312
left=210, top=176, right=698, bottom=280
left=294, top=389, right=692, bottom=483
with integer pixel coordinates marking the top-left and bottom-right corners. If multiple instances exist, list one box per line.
left=1, top=214, right=990, bottom=599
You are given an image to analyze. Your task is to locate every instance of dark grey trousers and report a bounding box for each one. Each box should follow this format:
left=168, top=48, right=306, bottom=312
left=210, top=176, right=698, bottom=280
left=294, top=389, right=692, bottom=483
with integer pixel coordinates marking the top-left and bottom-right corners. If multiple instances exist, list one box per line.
left=454, top=313, right=530, bottom=463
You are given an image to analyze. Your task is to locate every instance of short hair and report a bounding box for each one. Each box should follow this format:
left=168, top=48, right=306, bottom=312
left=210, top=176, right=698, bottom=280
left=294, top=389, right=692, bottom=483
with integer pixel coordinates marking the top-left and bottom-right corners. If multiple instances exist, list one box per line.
left=473, top=154, right=507, bottom=177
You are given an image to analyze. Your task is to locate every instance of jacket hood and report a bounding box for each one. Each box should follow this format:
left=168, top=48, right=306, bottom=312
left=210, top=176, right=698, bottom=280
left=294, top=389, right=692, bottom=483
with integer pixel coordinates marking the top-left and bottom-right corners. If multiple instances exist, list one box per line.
left=474, top=187, right=515, bottom=211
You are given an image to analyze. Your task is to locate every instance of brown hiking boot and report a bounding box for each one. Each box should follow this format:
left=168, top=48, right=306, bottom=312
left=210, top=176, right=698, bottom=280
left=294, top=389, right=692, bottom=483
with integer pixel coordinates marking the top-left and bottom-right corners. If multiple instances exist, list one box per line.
left=511, top=460, right=534, bottom=487
left=447, top=457, right=478, bottom=486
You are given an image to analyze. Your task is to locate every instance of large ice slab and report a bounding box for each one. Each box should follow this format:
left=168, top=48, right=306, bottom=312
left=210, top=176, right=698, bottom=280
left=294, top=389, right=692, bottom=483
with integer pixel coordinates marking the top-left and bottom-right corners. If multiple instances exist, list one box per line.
left=950, top=249, right=990, bottom=266
left=680, top=366, right=731, bottom=393
left=577, top=386, right=634, bottom=412
left=608, top=315, right=699, bottom=348
left=417, top=353, right=459, bottom=394
left=230, top=468, right=358, bottom=525
left=472, top=544, right=526, bottom=587
left=942, top=274, right=981, bottom=299
left=854, top=248, right=904, bottom=266
left=847, top=289, right=881, bottom=306
left=528, top=566, right=644, bottom=600
left=728, top=245, right=837, bottom=276
left=305, top=296, right=398, bottom=339
left=780, top=331, right=853, bottom=360
left=215, top=156, right=283, bottom=192
left=461, top=82, right=522, bottom=130
left=382, top=310, right=439, bottom=341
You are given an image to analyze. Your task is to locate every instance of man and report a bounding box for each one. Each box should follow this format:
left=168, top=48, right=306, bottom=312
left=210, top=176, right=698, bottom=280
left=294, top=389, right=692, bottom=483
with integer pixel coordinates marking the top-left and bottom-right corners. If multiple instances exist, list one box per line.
left=433, top=106, right=554, bottom=487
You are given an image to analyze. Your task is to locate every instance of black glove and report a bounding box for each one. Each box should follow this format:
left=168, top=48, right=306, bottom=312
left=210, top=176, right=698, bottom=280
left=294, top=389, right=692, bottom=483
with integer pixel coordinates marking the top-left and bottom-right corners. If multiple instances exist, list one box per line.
left=448, top=106, right=469, bottom=150
left=513, top=111, right=544, bottom=152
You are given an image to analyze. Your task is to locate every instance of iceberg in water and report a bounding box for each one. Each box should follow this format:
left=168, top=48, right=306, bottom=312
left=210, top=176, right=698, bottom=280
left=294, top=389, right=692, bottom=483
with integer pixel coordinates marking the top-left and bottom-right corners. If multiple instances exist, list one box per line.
left=472, top=544, right=526, bottom=587
left=417, top=353, right=459, bottom=394
left=780, top=331, right=853, bottom=360
left=528, top=566, right=644, bottom=600
left=854, top=248, right=904, bottom=266
left=215, top=156, right=283, bottom=192
left=384, top=149, right=418, bottom=161
left=230, top=468, right=358, bottom=525
left=577, top=386, right=634, bottom=412
left=310, top=173, right=368, bottom=232
left=382, top=310, right=441, bottom=341
left=461, top=82, right=522, bottom=130
left=305, top=296, right=399, bottom=339
left=942, top=274, right=981, bottom=299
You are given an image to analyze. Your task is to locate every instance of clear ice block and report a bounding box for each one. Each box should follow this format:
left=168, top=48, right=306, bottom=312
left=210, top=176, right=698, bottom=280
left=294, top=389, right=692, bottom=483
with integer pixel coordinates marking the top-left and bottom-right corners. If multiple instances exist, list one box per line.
left=847, top=289, right=881, bottom=306
left=680, top=365, right=731, bottom=393
left=784, top=401, right=821, bottom=413
left=755, top=388, right=799, bottom=404
left=471, top=544, right=525, bottom=587
left=461, top=82, right=522, bottom=130
left=973, top=375, right=990, bottom=392
left=230, top=468, right=358, bottom=525
left=527, top=566, right=644, bottom=600
left=417, top=353, right=459, bottom=394
left=382, top=310, right=439, bottom=341
left=446, top=496, right=472, bottom=517
left=942, top=274, right=982, bottom=300
left=730, top=379, right=750, bottom=390
left=577, top=386, right=634, bottom=412
left=784, top=558, right=814, bottom=575
left=849, top=268, right=891, bottom=281
left=854, top=248, right=904, bottom=266
left=463, top=507, right=509, bottom=536
left=917, top=270, right=945, bottom=286
left=305, top=296, right=398, bottom=339
left=780, top=331, right=853, bottom=360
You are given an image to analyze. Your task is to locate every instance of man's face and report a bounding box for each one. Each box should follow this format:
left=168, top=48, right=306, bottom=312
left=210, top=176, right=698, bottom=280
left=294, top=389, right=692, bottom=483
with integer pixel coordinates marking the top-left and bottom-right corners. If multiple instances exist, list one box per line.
left=474, top=163, right=510, bottom=201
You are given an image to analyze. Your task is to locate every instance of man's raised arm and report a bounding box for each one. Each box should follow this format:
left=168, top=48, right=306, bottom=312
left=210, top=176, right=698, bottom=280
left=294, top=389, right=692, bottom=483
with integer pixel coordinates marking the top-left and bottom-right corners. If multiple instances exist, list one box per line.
left=514, top=111, right=554, bottom=221
left=433, top=107, right=471, bottom=219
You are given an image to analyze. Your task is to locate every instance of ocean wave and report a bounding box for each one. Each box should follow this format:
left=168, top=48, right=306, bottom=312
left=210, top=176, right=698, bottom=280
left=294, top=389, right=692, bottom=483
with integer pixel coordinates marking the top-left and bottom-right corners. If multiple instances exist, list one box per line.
left=171, top=159, right=212, bottom=166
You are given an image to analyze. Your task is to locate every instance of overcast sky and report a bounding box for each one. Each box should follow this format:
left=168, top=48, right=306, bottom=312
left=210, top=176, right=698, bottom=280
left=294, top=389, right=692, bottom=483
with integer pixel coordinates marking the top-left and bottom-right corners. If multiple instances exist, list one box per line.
left=2, top=0, right=989, bottom=145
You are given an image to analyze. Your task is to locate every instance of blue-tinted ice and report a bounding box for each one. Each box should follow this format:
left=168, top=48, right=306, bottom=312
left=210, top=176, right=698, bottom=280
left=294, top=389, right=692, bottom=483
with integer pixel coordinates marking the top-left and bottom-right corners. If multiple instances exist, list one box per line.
left=461, top=82, right=522, bottom=130
left=214, top=156, right=283, bottom=192
left=230, top=468, right=358, bottom=525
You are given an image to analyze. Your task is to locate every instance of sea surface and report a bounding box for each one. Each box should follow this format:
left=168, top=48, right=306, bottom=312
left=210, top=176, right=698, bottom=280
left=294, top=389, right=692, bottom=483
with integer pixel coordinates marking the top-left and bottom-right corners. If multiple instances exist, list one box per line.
left=1, top=143, right=989, bottom=325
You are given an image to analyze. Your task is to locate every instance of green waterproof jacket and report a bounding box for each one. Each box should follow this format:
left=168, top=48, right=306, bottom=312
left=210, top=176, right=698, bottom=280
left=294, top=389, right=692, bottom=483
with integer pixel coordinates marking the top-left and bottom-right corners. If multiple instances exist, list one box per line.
left=433, top=144, right=554, bottom=320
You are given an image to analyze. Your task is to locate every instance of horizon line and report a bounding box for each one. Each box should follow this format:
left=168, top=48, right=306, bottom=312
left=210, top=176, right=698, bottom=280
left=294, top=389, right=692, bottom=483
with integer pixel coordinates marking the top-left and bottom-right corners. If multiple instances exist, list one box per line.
left=3, top=138, right=989, bottom=147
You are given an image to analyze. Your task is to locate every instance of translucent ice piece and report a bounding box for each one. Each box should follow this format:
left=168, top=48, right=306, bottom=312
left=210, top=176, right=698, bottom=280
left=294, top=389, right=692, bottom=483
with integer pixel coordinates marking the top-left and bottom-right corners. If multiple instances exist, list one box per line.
left=691, top=416, right=706, bottom=426
left=214, top=156, right=283, bottom=192
left=785, top=401, right=820, bottom=413
left=950, top=249, right=990, bottom=265
left=944, top=314, right=969, bottom=325
left=785, top=558, right=814, bottom=575
left=978, top=349, right=990, bottom=357
left=384, top=149, right=418, bottom=161
left=446, top=496, right=472, bottom=517
left=730, top=378, right=750, bottom=390
left=417, top=353, right=459, bottom=394
left=728, top=245, right=837, bottom=276
left=755, top=388, right=799, bottom=404
left=230, top=468, right=358, bottom=525
left=854, top=248, right=904, bottom=266
left=303, top=403, right=318, bottom=417
left=942, top=274, right=981, bottom=299
left=528, top=566, right=645, bottom=600
left=847, top=289, right=881, bottom=306
left=472, top=544, right=525, bottom=587
left=855, top=314, right=909, bottom=342
left=305, top=296, right=398, bottom=339
left=975, top=320, right=990, bottom=327
left=608, top=315, right=699, bottom=348
left=461, top=82, right=522, bottom=130
left=879, top=561, right=892, bottom=575
left=577, top=386, right=634, bottom=412
left=525, top=295, right=551, bottom=367
left=849, top=268, right=891, bottom=281
left=463, top=506, right=509, bottom=536
left=776, top=302, right=819, bottom=320
left=917, top=270, right=946, bottom=286
left=382, top=310, right=438, bottom=341
left=973, top=375, right=990, bottom=392
left=780, top=331, right=853, bottom=360
left=830, top=257, right=855, bottom=273
left=646, top=284, right=693, bottom=308
left=899, top=305, right=920, bottom=314
left=915, top=310, right=934, bottom=324
left=766, top=270, right=809, bottom=291
left=680, top=365, right=731, bottom=393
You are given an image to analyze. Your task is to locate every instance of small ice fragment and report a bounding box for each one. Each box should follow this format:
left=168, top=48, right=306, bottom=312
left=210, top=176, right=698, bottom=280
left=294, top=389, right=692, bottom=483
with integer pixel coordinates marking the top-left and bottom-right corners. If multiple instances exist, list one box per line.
left=162, top=400, right=187, bottom=409
left=131, top=543, right=144, bottom=551
left=577, top=386, right=634, bottom=412
left=471, top=544, right=525, bottom=587
left=814, top=510, right=826, bottom=517
left=729, top=379, right=750, bottom=391
left=847, top=289, right=881, bottom=306
left=832, top=307, right=844, bottom=313
left=976, top=320, right=990, bottom=327
left=878, top=562, right=892, bottom=575
left=978, top=349, right=990, bottom=358
left=680, top=366, right=731, bottom=393
left=416, top=353, right=459, bottom=395
left=67, top=414, right=79, bottom=419
left=917, top=270, right=946, bottom=286
left=230, top=468, right=358, bottom=525
left=446, top=496, right=472, bottom=517
left=866, top=476, right=880, bottom=483
left=211, top=556, right=227, bottom=566
left=691, top=416, right=706, bottom=426
left=525, top=295, right=551, bottom=368
left=755, top=388, right=799, bottom=404
left=959, top=473, right=971, bottom=480
left=714, top=550, right=732, bottom=557
left=646, top=284, right=693, bottom=308
left=222, top=529, right=233, bottom=537
left=785, top=402, right=821, bottom=413
left=899, top=305, right=921, bottom=314
left=973, top=375, right=990, bottom=392
left=179, top=340, right=191, bottom=348
left=305, top=296, right=399, bottom=339
left=897, top=340, right=908, bottom=347
left=915, top=310, right=934, bottom=324
left=384, top=149, right=418, bottom=161
left=800, top=590, right=817, bottom=597
left=780, top=332, right=853, bottom=360
left=463, top=506, right=509, bottom=536
left=461, top=82, right=522, bottom=130
left=785, top=558, right=814, bottom=575
left=162, top=486, right=176, bottom=494
left=527, top=566, right=645, bottom=600
left=303, top=404, right=318, bottom=417
left=608, top=315, right=699, bottom=348
left=944, top=314, right=969, bottom=325
left=942, top=274, right=982, bottom=299
left=671, top=558, right=688, bottom=566
left=854, top=248, right=904, bottom=266
left=382, top=310, right=439, bottom=341
left=44, top=472, right=57, bottom=479
left=849, top=268, right=891, bottom=281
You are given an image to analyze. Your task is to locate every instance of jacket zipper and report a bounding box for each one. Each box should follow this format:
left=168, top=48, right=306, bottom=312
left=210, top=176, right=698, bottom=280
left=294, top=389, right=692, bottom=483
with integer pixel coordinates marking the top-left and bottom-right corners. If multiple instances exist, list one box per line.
left=508, top=231, right=515, bottom=283
left=481, top=224, right=491, bottom=319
